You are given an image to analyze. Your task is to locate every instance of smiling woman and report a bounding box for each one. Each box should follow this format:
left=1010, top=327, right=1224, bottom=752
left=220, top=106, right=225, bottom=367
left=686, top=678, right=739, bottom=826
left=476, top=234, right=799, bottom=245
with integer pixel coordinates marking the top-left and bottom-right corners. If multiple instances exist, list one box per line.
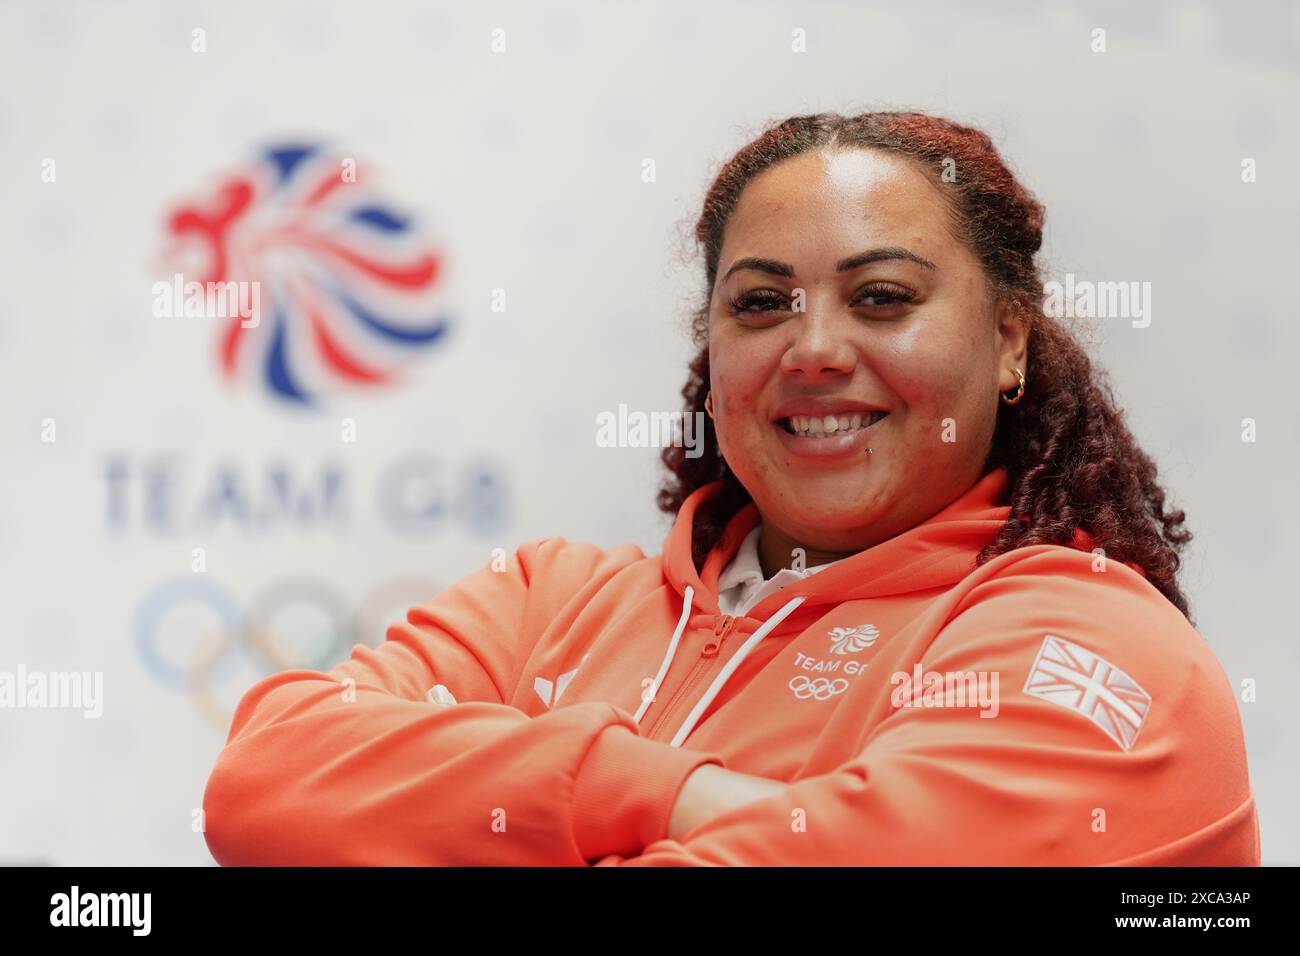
left=662, top=112, right=1190, bottom=616
left=203, top=110, right=1259, bottom=868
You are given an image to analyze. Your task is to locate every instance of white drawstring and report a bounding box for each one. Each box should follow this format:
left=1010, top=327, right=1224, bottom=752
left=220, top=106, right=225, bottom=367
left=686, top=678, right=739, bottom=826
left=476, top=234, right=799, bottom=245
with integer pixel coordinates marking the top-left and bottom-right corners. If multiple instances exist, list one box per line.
left=634, top=585, right=694, bottom=724
left=668, top=594, right=806, bottom=748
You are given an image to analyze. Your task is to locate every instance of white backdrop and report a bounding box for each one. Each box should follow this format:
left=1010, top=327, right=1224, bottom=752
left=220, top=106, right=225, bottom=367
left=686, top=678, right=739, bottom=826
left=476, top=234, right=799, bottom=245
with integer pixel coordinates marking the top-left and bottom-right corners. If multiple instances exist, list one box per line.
left=1, top=0, right=1296, bottom=865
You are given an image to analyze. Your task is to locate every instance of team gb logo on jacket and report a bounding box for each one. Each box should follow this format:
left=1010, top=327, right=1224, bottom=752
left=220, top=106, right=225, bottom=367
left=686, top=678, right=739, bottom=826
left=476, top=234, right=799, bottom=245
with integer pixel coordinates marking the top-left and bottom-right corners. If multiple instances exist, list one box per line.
left=828, top=624, right=880, bottom=655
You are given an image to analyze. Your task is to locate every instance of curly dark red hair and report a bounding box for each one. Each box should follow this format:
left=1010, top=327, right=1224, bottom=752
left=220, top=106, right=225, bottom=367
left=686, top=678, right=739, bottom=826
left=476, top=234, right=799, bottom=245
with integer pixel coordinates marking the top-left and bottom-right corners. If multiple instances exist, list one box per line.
left=658, top=111, right=1194, bottom=620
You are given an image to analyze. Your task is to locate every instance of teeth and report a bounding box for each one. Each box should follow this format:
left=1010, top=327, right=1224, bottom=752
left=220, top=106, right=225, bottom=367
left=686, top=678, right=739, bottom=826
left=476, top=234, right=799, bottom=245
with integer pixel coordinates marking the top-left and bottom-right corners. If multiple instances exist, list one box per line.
left=784, top=411, right=885, bottom=436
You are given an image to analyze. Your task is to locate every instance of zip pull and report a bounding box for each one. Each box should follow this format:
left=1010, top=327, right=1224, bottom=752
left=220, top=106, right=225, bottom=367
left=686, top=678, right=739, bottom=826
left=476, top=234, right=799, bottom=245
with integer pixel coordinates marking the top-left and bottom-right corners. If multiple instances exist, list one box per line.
left=703, top=614, right=735, bottom=658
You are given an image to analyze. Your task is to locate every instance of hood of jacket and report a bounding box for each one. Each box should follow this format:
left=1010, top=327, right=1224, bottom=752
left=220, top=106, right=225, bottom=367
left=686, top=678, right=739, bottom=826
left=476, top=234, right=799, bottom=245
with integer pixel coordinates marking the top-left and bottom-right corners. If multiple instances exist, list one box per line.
left=662, top=465, right=1091, bottom=625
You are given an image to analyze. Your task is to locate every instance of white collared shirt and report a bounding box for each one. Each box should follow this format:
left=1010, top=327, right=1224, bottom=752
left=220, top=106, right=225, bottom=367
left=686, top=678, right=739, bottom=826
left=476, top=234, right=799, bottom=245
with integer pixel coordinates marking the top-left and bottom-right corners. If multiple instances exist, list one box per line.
left=715, top=524, right=841, bottom=618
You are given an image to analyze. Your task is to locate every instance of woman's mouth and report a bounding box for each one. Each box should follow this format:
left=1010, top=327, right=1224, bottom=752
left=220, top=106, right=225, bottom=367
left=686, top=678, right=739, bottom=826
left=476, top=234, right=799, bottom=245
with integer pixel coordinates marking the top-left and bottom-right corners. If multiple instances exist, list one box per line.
left=772, top=411, right=889, bottom=459
left=779, top=411, right=887, bottom=436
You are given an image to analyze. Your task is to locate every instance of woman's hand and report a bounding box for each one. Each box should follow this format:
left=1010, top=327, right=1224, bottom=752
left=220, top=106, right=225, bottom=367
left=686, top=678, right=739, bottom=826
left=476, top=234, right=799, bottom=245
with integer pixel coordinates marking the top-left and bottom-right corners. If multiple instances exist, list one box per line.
left=667, top=763, right=787, bottom=843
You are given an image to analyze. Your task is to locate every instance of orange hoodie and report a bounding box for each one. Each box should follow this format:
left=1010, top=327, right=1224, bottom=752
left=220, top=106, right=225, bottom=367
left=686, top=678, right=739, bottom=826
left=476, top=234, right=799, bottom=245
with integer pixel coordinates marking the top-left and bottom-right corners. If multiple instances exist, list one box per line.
left=201, top=466, right=1260, bottom=866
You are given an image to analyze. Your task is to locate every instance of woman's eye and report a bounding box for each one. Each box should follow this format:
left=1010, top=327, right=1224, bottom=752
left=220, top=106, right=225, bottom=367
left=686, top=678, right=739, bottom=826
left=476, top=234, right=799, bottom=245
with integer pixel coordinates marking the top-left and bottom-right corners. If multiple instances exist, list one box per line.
left=855, top=284, right=916, bottom=308
left=728, top=284, right=917, bottom=319
left=730, top=290, right=787, bottom=314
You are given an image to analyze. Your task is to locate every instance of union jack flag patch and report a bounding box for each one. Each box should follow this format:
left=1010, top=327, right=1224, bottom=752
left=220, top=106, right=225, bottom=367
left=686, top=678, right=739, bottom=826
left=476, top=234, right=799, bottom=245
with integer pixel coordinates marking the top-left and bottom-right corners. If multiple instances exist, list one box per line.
left=1023, top=635, right=1152, bottom=751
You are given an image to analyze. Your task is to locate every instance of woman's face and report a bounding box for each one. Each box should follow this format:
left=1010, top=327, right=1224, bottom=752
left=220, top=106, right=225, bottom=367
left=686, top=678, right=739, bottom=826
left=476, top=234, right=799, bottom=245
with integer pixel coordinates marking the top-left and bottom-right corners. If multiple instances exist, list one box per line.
left=707, top=147, right=1029, bottom=556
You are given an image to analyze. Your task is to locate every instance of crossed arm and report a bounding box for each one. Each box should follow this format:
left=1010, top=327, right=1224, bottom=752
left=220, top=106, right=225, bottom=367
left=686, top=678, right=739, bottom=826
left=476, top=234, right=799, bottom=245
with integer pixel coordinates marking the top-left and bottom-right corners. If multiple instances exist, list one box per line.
left=427, top=685, right=785, bottom=848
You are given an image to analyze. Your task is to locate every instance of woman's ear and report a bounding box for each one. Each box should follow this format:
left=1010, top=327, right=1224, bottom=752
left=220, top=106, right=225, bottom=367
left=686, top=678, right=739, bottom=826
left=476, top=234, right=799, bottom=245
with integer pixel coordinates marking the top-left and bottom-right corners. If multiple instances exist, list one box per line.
left=994, top=298, right=1031, bottom=382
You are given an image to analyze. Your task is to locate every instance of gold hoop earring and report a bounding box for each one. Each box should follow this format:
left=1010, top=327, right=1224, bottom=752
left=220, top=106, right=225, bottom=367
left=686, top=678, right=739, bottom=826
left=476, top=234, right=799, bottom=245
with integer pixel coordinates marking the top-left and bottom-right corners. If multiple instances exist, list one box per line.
left=1000, top=367, right=1025, bottom=406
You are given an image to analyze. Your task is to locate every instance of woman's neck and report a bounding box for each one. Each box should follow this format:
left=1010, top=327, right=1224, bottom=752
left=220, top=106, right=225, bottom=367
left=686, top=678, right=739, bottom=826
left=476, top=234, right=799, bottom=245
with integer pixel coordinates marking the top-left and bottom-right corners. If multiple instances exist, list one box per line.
left=756, top=523, right=859, bottom=579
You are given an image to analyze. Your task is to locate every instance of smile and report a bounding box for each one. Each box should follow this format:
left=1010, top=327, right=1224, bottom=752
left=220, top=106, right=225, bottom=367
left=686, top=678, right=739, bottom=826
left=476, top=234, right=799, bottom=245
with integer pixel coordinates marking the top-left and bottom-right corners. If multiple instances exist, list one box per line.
left=779, top=411, right=887, bottom=437
left=771, top=411, right=890, bottom=460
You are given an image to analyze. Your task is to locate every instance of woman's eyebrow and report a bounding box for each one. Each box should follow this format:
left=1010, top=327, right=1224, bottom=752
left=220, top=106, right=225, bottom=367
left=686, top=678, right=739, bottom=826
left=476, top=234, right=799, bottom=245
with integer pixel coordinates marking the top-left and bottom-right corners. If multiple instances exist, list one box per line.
left=836, top=247, right=936, bottom=272
left=721, top=246, right=937, bottom=282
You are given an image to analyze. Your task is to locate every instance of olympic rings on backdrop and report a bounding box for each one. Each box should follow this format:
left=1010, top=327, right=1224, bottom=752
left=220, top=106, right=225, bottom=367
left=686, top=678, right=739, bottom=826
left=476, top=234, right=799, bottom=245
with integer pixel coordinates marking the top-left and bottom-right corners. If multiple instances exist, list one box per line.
left=133, top=574, right=440, bottom=731
left=133, top=576, right=243, bottom=692
left=244, top=577, right=353, bottom=674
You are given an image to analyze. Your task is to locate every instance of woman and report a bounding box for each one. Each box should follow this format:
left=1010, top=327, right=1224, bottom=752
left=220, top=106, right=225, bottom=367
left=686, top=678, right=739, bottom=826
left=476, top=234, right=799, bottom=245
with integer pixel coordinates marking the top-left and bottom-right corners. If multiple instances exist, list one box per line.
left=202, top=111, right=1260, bottom=866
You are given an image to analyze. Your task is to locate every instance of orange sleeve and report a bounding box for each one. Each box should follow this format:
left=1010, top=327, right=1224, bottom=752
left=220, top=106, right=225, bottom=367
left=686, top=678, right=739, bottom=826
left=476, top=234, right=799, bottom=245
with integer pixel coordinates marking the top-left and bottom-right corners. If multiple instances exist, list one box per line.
left=596, top=549, right=1259, bottom=867
left=201, top=537, right=723, bottom=866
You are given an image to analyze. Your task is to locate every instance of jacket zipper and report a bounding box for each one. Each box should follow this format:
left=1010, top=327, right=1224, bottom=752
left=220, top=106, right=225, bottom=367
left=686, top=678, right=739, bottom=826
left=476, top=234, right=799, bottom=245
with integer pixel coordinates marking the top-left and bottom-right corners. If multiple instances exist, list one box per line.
left=646, top=613, right=738, bottom=742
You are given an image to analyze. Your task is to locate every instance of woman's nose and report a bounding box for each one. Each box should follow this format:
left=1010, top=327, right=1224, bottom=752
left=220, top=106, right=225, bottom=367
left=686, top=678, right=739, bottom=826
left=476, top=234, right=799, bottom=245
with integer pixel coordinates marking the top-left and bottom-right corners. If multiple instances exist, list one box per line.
left=779, top=298, right=858, bottom=380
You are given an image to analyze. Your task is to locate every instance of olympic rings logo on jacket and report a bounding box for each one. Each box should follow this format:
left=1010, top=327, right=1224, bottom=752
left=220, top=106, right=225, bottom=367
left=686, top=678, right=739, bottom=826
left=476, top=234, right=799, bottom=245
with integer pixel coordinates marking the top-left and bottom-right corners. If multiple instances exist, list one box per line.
left=788, top=675, right=850, bottom=701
